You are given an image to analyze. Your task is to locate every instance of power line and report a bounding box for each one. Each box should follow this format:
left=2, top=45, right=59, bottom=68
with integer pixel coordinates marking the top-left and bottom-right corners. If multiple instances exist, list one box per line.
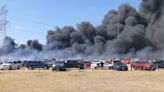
left=7, top=14, right=57, bottom=27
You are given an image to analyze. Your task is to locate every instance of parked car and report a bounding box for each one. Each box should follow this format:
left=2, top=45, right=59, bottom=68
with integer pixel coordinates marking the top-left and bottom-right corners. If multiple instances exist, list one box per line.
left=52, top=61, right=66, bottom=71
left=42, top=60, right=52, bottom=68
left=112, top=62, right=128, bottom=71
left=131, top=61, right=156, bottom=71
left=25, top=61, right=50, bottom=70
left=104, top=59, right=121, bottom=69
left=64, top=60, right=84, bottom=69
left=0, top=62, right=20, bottom=70
left=153, top=60, right=164, bottom=68
left=90, top=61, right=100, bottom=69
left=80, top=60, right=91, bottom=69
left=0, top=63, right=11, bottom=70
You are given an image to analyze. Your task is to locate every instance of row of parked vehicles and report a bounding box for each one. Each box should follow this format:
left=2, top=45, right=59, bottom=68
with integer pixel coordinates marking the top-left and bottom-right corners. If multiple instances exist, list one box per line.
left=0, top=59, right=85, bottom=71
left=90, top=59, right=164, bottom=71
left=0, top=58, right=164, bottom=71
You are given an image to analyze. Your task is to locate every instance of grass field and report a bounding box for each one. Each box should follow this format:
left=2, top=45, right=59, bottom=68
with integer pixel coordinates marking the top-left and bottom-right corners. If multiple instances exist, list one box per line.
left=0, top=69, right=164, bottom=92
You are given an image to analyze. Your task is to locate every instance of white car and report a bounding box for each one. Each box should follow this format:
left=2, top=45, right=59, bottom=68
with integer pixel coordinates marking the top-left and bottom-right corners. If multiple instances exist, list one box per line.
left=90, top=61, right=100, bottom=69
left=0, top=63, right=11, bottom=70
left=0, top=62, right=20, bottom=70
left=104, top=60, right=121, bottom=69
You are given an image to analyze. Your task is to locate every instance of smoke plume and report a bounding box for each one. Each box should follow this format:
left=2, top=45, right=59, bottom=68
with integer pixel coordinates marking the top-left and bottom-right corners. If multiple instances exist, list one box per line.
left=1, top=0, right=164, bottom=61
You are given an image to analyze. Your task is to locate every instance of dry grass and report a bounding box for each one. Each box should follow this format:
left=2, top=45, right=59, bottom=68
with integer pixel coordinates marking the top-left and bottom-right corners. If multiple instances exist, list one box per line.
left=0, top=69, right=164, bottom=92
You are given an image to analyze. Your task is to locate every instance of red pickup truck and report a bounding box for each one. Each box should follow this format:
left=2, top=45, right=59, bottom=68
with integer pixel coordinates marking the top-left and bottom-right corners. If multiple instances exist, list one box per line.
left=131, top=61, right=156, bottom=71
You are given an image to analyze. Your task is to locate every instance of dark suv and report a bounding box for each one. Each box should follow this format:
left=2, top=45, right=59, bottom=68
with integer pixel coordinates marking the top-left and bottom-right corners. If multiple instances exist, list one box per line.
left=154, top=60, right=164, bottom=69
left=64, top=60, right=84, bottom=69
left=113, top=62, right=128, bottom=71
left=25, top=61, right=50, bottom=70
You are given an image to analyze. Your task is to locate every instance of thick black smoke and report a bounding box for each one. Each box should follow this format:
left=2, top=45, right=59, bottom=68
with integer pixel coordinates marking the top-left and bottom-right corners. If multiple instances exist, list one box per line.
left=45, top=3, right=146, bottom=55
left=27, top=40, right=43, bottom=51
left=141, top=0, right=164, bottom=49
left=1, top=0, right=164, bottom=60
left=0, top=36, right=16, bottom=56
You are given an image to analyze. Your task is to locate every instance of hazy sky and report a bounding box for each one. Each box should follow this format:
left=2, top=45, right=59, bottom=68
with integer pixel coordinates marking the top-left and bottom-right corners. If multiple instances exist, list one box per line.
left=0, top=0, right=141, bottom=45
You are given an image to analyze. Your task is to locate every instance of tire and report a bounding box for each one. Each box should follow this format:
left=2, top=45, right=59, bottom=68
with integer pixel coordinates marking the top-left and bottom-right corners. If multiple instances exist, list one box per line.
left=17, top=66, right=20, bottom=69
left=79, top=67, right=84, bottom=69
left=151, top=67, right=156, bottom=71
left=44, top=66, right=49, bottom=70
left=9, top=66, right=12, bottom=70
left=133, top=67, right=137, bottom=70
left=28, top=67, right=33, bottom=70
left=57, top=67, right=61, bottom=71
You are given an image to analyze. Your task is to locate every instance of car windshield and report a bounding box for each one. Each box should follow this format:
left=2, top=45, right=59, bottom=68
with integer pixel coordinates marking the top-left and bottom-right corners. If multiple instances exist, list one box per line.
left=156, top=60, right=164, bottom=63
left=115, top=62, right=124, bottom=65
left=142, top=61, right=149, bottom=64
left=134, top=61, right=142, bottom=64
left=54, top=61, right=64, bottom=65
left=6, top=62, right=14, bottom=64
left=113, top=61, right=120, bottom=63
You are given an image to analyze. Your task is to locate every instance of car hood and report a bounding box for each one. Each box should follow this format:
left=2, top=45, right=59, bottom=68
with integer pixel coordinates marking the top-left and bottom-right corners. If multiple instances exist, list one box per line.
left=52, top=64, right=64, bottom=67
left=116, top=65, right=127, bottom=67
left=1, top=63, right=10, bottom=66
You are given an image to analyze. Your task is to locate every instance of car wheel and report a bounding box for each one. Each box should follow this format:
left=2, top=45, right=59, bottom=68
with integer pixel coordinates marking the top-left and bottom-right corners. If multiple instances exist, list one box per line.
left=133, top=67, right=137, bottom=70
left=57, top=67, right=60, bottom=71
left=46, top=66, right=49, bottom=70
left=108, top=67, right=112, bottom=70
left=151, top=68, right=156, bottom=71
left=80, top=67, right=84, bottom=69
left=17, top=66, right=20, bottom=69
left=9, top=66, right=12, bottom=70
left=28, top=67, right=33, bottom=70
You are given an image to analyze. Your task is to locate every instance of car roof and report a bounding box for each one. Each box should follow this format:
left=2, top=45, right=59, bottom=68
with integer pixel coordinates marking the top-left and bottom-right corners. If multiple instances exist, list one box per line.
left=55, top=61, right=64, bottom=63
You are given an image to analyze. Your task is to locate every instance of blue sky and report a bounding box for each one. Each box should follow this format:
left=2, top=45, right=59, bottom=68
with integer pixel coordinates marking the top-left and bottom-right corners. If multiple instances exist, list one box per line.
left=0, top=0, right=141, bottom=45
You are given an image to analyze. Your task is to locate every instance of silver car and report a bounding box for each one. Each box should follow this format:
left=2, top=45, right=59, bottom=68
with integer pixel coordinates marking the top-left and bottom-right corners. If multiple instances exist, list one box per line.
left=0, top=62, right=20, bottom=70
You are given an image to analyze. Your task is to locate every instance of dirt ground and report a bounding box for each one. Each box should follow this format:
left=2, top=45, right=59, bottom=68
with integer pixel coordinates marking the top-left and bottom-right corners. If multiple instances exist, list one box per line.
left=0, top=69, right=163, bottom=92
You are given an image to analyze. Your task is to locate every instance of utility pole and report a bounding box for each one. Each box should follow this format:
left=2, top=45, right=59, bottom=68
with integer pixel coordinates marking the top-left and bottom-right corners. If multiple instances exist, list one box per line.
left=0, top=5, right=8, bottom=47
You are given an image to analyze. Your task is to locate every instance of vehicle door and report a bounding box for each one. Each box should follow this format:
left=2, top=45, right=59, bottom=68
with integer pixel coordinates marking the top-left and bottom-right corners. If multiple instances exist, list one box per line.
left=157, top=61, right=164, bottom=68
left=37, top=61, right=44, bottom=68
left=65, top=60, right=73, bottom=68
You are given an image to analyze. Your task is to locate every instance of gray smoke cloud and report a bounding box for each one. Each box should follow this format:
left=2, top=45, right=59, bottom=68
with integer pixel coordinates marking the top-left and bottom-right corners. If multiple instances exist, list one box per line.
left=1, top=0, right=164, bottom=61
